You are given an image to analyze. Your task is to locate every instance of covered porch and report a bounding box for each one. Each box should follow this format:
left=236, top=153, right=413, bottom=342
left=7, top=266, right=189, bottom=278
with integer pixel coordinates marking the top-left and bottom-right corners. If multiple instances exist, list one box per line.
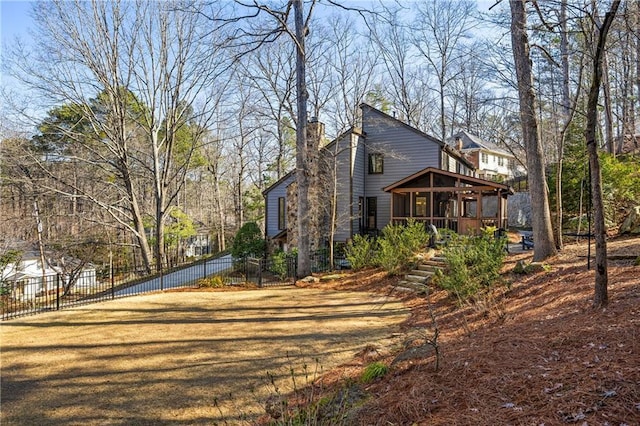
left=383, top=167, right=512, bottom=235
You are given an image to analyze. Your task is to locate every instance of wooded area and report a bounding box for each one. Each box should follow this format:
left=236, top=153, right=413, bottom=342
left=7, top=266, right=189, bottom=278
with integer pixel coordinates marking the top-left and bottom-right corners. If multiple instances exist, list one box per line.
left=1, top=1, right=639, bottom=303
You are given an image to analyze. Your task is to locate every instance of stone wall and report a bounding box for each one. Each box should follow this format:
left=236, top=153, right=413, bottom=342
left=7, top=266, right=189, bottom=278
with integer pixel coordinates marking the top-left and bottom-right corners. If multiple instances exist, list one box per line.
left=508, top=192, right=532, bottom=228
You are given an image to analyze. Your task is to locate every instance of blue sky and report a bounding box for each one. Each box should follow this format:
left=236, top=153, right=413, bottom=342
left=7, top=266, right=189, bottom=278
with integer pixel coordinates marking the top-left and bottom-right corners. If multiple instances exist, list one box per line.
left=1, top=1, right=33, bottom=43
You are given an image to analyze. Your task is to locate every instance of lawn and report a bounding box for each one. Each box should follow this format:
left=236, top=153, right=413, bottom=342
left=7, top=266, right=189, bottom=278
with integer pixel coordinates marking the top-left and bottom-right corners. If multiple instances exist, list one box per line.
left=1, top=288, right=409, bottom=425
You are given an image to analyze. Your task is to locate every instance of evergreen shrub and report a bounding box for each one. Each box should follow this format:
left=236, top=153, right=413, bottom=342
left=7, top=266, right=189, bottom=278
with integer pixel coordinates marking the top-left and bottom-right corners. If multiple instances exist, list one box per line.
left=434, top=230, right=507, bottom=303
left=376, top=220, right=429, bottom=275
left=230, top=222, right=265, bottom=259
left=344, top=234, right=376, bottom=271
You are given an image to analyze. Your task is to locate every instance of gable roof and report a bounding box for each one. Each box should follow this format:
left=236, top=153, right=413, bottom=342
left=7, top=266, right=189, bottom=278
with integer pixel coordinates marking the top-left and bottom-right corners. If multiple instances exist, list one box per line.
left=450, top=131, right=511, bottom=156
left=383, top=167, right=512, bottom=193
left=360, top=104, right=475, bottom=170
left=262, top=170, right=295, bottom=196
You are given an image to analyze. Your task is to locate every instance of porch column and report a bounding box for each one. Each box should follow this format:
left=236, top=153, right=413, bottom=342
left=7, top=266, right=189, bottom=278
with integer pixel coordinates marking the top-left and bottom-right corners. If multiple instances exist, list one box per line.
left=429, top=174, right=434, bottom=226
left=390, top=192, right=394, bottom=224
left=410, top=192, right=414, bottom=218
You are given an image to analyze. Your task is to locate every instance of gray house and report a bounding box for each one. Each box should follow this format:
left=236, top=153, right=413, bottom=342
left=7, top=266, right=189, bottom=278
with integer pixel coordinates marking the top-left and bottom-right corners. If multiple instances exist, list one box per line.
left=263, top=104, right=510, bottom=250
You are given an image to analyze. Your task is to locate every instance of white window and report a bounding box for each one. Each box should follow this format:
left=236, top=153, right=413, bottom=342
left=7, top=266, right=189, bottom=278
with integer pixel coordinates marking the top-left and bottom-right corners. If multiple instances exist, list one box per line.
left=498, top=157, right=504, bottom=166
left=481, top=152, right=488, bottom=163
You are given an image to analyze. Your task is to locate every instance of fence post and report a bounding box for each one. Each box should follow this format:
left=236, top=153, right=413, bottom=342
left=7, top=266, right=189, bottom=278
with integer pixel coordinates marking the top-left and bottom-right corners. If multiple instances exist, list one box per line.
left=203, top=257, right=207, bottom=279
left=292, top=256, right=297, bottom=285
left=56, top=274, right=60, bottom=311
left=111, top=262, right=115, bottom=299
left=258, top=258, right=263, bottom=288
left=160, top=267, right=164, bottom=291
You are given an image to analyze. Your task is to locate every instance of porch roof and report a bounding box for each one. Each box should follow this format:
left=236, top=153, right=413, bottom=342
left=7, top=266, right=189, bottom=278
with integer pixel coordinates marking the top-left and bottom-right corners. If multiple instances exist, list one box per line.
left=383, top=167, right=512, bottom=194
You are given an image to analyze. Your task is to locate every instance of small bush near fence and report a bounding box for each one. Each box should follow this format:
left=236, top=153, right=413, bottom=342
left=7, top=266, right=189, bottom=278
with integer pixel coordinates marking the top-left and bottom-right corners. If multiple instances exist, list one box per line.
left=269, top=249, right=297, bottom=280
left=433, top=229, right=507, bottom=304
left=198, top=275, right=228, bottom=288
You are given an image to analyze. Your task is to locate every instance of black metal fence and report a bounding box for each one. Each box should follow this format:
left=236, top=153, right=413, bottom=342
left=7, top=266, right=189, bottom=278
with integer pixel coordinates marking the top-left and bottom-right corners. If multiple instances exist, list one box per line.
left=245, top=256, right=297, bottom=287
left=1, top=254, right=297, bottom=321
left=309, top=251, right=350, bottom=272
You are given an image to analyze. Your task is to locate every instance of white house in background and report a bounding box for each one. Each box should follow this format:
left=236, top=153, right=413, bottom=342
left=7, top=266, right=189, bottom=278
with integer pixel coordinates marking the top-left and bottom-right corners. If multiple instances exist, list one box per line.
left=0, top=254, right=97, bottom=299
left=449, top=131, right=525, bottom=182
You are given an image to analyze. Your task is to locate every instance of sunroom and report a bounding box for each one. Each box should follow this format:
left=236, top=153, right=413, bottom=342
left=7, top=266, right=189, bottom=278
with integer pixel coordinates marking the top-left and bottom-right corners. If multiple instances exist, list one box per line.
left=383, top=167, right=512, bottom=235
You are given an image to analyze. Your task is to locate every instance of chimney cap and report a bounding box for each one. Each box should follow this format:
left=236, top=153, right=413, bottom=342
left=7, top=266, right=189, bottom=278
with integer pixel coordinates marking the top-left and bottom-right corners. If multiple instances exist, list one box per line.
left=309, top=116, right=318, bottom=123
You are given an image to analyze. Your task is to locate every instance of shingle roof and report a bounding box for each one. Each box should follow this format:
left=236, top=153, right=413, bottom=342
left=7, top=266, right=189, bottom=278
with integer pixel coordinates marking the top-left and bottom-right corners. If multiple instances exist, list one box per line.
left=449, top=131, right=511, bottom=155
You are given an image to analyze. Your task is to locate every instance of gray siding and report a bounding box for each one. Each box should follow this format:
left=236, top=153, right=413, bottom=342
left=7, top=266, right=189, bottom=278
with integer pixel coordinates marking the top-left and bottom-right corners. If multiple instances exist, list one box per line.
left=335, top=134, right=354, bottom=242
left=322, top=131, right=364, bottom=243
left=264, top=172, right=295, bottom=238
left=351, top=133, right=366, bottom=237
left=361, top=106, right=442, bottom=230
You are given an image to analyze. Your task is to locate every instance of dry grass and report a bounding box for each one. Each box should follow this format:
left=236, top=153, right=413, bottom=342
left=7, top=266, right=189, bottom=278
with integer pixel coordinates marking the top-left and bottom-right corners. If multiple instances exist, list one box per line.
left=3, top=236, right=638, bottom=425
left=0, top=288, right=409, bottom=425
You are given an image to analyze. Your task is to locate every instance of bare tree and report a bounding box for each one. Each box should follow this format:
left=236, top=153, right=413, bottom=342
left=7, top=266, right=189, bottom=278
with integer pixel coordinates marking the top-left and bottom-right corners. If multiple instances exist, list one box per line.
left=369, top=4, right=431, bottom=129
left=412, top=0, right=477, bottom=142
left=585, top=0, right=621, bottom=307
left=246, top=37, right=297, bottom=179
left=7, top=0, right=229, bottom=272
left=322, top=14, right=379, bottom=135
left=510, top=0, right=557, bottom=261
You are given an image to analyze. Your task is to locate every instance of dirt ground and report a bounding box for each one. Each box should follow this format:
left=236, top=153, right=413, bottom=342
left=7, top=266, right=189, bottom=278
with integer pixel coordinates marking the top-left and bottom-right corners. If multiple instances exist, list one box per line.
left=0, top=288, right=409, bottom=425
left=305, top=235, right=640, bottom=425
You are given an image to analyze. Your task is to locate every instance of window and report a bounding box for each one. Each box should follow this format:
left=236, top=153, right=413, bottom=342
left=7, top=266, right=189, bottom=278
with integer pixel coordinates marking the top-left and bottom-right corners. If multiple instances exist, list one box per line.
left=277, top=197, right=285, bottom=230
left=368, top=153, right=384, bottom=174
left=481, top=152, right=488, bottom=164
left=498, top=156, right=504, bottom=166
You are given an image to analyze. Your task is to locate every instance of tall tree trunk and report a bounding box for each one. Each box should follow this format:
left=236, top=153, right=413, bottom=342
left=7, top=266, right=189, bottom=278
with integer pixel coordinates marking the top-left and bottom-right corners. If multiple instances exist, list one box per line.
left=294, top=0, right=311, bottom=278
left=510, top=0, right=557, bottom=261
left=602, top=53, right=615, bottom=154
left=33, top=199, right=48, bottom=292
left=213, top=173, right=226, bottom=252
left=555, top=0, right=570, bottom=250
left=587, top=0, right=621, bottom=308
left=121, top=163, right=153, bottom=274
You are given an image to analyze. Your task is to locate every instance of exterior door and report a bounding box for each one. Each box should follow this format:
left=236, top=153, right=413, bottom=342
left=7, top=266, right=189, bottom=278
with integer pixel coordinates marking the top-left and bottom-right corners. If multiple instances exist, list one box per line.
left=358, top=197, right=364, bottom=234
left=366, top=197, right=377, bottom=231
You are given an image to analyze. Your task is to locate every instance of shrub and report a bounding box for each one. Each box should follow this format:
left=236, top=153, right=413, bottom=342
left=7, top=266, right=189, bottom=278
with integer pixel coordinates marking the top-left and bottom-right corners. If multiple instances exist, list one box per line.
left=198, top=275, right=226, bottom=288
left=345, top=221, right=430, bottom=274
left=434, top=231, right=506, bottom=304
left=360, top=362, right=388, bottom=383
left=376, top=220, right=430, bottom=275
left=269, top=249, right=296, bottom=280
left=231, top=222, right=265, bottom=259
left=345, top=234, right=376, bottom=271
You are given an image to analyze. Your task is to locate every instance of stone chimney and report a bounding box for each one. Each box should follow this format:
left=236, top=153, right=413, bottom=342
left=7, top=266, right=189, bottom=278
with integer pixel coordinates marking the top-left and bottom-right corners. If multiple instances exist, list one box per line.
left=456, top=136, right=463, bottom=152
left=307, top=117, right=325, bottom=145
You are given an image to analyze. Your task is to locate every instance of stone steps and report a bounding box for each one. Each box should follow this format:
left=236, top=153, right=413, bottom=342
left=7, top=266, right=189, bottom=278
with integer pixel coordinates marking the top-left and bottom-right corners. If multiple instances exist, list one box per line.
left=395, top=256, right=446, bottom=294
left=395, top=280, right=430, bottom=294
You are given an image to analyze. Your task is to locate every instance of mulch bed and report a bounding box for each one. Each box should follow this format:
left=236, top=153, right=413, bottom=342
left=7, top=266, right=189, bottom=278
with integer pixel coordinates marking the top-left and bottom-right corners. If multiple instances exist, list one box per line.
left=290, top=235, right=640, bottom=425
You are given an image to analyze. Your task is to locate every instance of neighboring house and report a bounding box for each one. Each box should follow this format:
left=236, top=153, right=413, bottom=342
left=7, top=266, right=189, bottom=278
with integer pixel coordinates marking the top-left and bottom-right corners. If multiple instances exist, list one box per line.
left=263, top=104, right=512, bottom=251
left=449, top=131, right=525, bottom=182
left=0, top=254, right=97, bottom=299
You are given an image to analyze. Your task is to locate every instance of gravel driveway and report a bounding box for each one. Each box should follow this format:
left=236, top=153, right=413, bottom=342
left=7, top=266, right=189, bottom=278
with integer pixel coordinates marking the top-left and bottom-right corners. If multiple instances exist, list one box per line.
left=1, top=288, right=408, bottom=425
